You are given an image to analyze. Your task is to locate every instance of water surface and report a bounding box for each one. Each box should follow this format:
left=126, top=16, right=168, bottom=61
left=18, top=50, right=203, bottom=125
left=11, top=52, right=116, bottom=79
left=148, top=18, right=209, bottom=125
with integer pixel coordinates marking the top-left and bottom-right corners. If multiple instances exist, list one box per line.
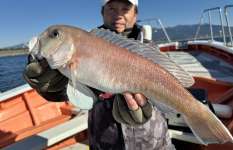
left=0, top=55, right=27, bottom=92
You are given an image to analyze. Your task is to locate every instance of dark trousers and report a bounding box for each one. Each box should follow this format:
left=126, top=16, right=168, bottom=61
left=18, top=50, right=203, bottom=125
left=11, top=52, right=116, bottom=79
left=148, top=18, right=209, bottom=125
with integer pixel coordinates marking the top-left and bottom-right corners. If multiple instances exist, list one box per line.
left=88, top=99, right=125, bottom=150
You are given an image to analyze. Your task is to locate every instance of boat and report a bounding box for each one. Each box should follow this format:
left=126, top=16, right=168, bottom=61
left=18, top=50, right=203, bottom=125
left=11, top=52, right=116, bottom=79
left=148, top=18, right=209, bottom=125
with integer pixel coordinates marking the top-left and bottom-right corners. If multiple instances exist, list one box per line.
left=1, top=5, right=233, bottom=150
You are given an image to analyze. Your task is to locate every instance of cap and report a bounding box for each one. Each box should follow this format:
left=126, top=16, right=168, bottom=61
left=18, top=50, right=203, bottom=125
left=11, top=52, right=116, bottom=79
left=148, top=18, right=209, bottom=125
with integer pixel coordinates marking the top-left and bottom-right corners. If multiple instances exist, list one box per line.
left=102, top=0, right=138, bottom=6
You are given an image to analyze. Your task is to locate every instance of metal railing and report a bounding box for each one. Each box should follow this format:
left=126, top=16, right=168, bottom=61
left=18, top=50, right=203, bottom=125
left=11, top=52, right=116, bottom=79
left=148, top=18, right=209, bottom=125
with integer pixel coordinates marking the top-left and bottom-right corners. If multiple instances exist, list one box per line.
left=194, top=7, right=226, bottom=44
left=137, top=18, right=171, bottom=43
left=224, top=5, right=233, bottom=46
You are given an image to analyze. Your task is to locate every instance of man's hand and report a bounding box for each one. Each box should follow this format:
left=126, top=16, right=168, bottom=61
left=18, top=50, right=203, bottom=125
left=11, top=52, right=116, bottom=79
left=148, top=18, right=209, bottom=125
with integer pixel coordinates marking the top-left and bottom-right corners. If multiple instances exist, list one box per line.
left=123, top=92, right=147, bottom=110
left=112, top=92, right=153, bottom=126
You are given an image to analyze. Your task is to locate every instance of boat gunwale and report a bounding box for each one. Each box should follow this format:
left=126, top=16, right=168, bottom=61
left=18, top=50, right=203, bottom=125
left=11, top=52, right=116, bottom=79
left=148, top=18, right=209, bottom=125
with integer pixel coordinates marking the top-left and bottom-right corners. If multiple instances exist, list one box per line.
left=0, top=84, right=32, bottom=102
left=159, top=40, right=233, bottom=54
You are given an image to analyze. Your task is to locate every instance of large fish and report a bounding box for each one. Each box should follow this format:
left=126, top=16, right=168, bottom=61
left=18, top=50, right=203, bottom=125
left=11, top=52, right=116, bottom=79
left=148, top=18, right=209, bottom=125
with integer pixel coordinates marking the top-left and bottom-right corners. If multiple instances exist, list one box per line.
left=29, top=25, right=233, bottom=145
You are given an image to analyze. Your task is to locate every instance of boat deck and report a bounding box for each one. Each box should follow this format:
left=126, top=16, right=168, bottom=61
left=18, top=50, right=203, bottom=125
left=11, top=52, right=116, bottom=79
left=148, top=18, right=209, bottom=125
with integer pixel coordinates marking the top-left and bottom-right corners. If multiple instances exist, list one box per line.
left=166, top=50, right=233, bottom=83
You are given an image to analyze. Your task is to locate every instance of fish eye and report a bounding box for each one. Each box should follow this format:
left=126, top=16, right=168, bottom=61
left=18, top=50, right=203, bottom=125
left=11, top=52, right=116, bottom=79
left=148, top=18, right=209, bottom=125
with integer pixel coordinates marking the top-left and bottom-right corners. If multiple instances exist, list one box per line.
left=50, top=29, right=60, bottom=38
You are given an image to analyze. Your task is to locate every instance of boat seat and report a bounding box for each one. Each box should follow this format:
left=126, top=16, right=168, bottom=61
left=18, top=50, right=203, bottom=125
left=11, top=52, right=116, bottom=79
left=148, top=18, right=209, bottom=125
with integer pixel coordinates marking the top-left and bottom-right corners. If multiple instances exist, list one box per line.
left=3, top=110, right=88, bottom=150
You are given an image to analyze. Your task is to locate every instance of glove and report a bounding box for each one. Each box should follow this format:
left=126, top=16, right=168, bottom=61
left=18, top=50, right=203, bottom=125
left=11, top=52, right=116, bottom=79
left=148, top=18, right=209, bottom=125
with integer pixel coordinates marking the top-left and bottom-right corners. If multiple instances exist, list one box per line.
left=23, top=55, right=68, bottom=101
left=112, top=94, right=153, bottom=126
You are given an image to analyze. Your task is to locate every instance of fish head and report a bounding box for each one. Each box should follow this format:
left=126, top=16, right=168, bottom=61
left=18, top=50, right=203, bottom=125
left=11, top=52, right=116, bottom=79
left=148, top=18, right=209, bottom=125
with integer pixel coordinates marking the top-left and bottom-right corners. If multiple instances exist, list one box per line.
left=29, top=25, right=75, bottom=69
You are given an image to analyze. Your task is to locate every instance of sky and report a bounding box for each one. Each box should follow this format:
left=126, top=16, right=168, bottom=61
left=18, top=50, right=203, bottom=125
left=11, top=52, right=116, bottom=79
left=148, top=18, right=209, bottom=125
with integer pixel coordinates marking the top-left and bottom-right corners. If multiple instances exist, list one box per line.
left=0, top=0, right=232, bottom=48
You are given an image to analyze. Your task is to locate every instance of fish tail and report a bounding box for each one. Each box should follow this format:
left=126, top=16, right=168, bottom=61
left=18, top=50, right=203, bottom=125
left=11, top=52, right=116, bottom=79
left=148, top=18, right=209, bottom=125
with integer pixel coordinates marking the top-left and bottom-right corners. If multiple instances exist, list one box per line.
left=184, top=103, right=233, bottom=145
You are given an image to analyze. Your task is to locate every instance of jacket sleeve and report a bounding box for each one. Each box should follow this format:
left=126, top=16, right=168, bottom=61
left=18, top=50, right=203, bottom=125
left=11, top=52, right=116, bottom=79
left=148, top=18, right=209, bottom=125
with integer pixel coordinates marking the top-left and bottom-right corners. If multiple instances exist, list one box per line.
left=121, top=106, right=176, bottom=150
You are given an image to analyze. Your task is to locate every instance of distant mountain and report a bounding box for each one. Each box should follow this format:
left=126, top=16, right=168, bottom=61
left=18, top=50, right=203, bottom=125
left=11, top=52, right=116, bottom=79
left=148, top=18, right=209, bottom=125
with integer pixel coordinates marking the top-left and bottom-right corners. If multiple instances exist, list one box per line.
left=1, top=43, right=28, bottom=50
left=152, top=24, right=233, bottom=43
left=1, top=24, right=233, bottom=49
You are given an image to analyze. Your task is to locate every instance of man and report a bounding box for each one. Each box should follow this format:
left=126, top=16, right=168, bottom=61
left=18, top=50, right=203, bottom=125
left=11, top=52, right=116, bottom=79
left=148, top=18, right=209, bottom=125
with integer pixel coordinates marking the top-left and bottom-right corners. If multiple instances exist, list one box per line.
left=24, top=0, right=175, bottom=149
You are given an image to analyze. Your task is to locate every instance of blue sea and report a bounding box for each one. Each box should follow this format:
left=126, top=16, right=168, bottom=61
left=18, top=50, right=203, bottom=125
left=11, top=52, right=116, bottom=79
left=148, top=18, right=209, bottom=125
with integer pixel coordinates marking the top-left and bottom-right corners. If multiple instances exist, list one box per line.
left=0, top=55, right=27, bottom=92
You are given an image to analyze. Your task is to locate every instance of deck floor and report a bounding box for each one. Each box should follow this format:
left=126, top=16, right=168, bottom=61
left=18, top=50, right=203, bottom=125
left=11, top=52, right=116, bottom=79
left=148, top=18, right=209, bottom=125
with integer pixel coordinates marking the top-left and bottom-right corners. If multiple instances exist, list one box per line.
left=166, top=51, right=233, bottom=83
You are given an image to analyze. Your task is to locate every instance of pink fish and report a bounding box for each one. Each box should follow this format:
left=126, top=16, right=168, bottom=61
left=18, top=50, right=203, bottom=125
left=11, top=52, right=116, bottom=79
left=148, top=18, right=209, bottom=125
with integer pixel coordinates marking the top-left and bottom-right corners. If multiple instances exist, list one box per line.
left=29, top=25, right=233, bottom=145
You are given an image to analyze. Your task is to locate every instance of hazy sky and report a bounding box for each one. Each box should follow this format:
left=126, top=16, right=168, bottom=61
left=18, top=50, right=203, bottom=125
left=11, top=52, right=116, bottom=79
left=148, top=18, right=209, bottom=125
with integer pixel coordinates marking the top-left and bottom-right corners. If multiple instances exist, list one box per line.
left=0, top=0, right=232, bottom=47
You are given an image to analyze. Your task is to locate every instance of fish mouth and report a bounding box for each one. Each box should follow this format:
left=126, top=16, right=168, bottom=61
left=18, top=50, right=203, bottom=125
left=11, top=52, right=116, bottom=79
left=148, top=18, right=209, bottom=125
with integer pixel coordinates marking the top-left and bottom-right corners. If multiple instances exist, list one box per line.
left=28, top=36, right=44, bottom=60
left=28, top=33, right=73, bottom=70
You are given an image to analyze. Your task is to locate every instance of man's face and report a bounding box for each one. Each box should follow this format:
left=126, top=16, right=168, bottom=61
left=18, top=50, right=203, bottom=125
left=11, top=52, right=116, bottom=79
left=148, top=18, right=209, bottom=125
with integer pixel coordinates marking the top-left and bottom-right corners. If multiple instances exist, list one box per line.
left=102, top=1, right=137, bottom=33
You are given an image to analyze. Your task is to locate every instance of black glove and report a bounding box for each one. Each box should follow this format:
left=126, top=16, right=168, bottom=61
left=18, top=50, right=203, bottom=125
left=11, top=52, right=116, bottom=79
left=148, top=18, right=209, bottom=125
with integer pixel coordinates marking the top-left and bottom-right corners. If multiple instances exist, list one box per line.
left=23, top=55, right=68, bottom=101
left=112, top=95, right=153, bottom=126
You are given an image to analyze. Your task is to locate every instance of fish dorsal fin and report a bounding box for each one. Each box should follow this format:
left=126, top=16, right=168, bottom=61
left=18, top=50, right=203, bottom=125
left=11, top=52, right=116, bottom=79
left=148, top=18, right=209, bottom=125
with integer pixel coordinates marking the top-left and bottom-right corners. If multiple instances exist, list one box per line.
left=90, top=28, right=194, bottom=87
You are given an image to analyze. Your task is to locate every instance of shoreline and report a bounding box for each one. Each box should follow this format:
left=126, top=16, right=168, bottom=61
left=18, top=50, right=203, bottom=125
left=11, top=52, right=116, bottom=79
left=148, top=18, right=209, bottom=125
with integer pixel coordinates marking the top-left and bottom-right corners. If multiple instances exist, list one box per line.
left=0, top=49, right=28, bottom=57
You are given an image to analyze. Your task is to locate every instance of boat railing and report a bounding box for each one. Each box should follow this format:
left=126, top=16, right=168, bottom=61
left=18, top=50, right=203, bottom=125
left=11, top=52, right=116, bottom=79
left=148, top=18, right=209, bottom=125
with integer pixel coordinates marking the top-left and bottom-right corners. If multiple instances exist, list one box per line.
left=224, top=5, right=233, bottom=46
left=0, top=84, right=32, bottom=102
left=137, top=18, right=171, bottom=44
left=194, top=7, right=226, bottom=44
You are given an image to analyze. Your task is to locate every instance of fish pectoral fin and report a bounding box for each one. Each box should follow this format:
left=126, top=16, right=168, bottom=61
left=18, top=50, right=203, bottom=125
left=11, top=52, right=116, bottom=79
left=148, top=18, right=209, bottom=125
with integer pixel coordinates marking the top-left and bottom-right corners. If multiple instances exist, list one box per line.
left=66, top=81, right=96, bottom=110
left=184, top=104, right=233, bottom=145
